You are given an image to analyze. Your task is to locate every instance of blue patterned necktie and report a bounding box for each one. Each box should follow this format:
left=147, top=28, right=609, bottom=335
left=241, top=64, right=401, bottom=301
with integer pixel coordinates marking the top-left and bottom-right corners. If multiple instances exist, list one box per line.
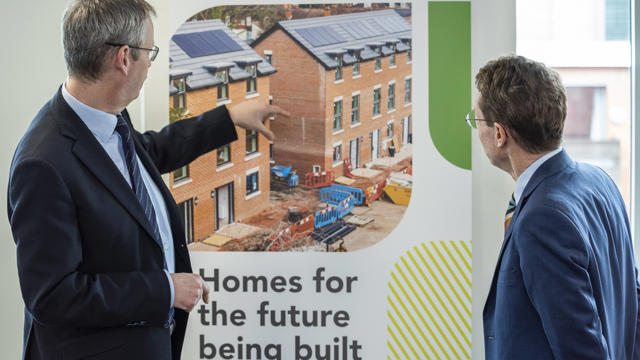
left=115, top=115, right=174, bottom=328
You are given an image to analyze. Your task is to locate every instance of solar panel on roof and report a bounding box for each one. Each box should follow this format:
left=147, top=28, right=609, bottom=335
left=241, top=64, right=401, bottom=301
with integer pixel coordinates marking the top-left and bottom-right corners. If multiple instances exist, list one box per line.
left=172, top=30, right=243, bottom=58
left=339, top=20, right=383, bottom=39
left=295, top=26, right=345, bottom=47
left=375, top=16, right=410, bottom=33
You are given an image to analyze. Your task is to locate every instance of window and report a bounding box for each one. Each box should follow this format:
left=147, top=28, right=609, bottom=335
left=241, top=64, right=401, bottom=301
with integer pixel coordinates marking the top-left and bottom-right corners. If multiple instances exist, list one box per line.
left=173, top=165, right=188, bottom=182
left=405, top=78, right=412, bottom=104
left=265, top=53, right=272, bottom=64
left=217, top=144, right=230, bottom=166
left=353, top=61, right=360, bottom=76
left=387, top=122, right=394, bottom=138
left=333, top=144, right=342, bottom=164
left=246, top=64, right=257, bottom=94
left=217, top=70, right=229, bottom=101
left=333, top=100, right=343, bottom=130
left=177, top=199, right=194, bottom=244
left=246, top=129, right=258, bottom=154
left=390, top=53, right=396, bottom=67
left=335, top=56, right=343, bottom=81
left=172, top=78, right=186, bottom=109
left=606, top=0, right=630, bottom=40
left=246, top=171, right=259, bottom=195
left=407, top=49, right=412, bottom=63
left=373, top=88, right=381, bottom=116
left=375, top=55, right=381, bottom=71
left=388, top=83, right=395, bottom=111
left=351, top=95, right=360, bottom=125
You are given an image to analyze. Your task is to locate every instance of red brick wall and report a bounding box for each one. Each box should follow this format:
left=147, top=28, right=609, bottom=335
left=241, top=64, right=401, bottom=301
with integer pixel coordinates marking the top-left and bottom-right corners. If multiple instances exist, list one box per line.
left=253, top=29, right=327, bottom=174
left=169, top=77, right=271, bottom=242
left=254, top=30, right=412, bottom=177
left=323, top=52, right=413, bottom=175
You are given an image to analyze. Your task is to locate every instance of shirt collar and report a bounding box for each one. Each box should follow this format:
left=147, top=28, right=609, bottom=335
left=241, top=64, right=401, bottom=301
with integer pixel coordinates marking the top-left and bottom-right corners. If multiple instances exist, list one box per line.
left=61, top=82, right=118, bottom=143
left=514, top=147, right=563, bottom=205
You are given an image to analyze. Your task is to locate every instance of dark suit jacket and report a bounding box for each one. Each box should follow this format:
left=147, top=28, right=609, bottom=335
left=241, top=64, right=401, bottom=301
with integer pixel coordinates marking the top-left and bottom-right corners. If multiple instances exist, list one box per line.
left=483, top=150, right=640, bottom=359
left=7, top=87, right=238, bottom=360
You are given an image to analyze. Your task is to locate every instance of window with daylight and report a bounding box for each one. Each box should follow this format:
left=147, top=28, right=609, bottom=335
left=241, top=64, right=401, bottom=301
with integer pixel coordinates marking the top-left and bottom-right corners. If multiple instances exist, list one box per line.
left=246, top=171, right=259, bottom=195
left=375, top=56, right=381, bottom=71
left=173, top=165, right=188, bottom=182
left=217, top=144, right=230, bottom=166
left=353, top=61, right=360, bottom=77
left=351, top=95, right=360, bottom=125
left=265, top=53, right=272, bottom=64
left=335, top=56, right=343, bottom=81
left=177, top=199, right=194, bottom=244
left=390, top=53, right=396, bottom=67
left=387, top=122, right=394, bottom=138
left=172, top=78, right=186, bottom=109
left=388, top=84, right=395, bottom=111
left=333, top=144, right=342, bottom=165
left=246, top=129, right=258, bottom=154
left=333, top=100, right=343, bottom=130
left=217, top=70, right=229, bottom=101
left=246, top=64, right=257, bottom=94
left=373, top=88, right=381, bottom=116
left=405, top=78, right=412, bottom=104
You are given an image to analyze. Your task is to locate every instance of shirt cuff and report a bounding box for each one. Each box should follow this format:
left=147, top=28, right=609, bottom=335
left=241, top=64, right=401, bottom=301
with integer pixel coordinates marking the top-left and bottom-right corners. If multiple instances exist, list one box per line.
left=164, top=269, right=175, bottom=311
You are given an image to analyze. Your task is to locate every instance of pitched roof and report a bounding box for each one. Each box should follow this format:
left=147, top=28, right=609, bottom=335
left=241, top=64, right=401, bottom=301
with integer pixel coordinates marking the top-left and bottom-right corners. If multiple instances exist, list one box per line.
left=169, top=19, right=276, bottom=92
left=252, top=9, right=412, bottom=70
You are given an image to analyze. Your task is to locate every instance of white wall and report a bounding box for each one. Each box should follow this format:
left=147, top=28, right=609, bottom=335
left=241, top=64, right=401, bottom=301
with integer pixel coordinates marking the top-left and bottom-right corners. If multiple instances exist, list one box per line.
left=0, top=1, right=165, bottom=357
left=471, top=0, right=516, bottom=359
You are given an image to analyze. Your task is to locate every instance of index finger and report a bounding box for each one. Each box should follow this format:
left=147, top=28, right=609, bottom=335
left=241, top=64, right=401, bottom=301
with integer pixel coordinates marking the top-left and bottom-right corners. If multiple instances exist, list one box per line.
left=266, top=104, right=291, bottom=118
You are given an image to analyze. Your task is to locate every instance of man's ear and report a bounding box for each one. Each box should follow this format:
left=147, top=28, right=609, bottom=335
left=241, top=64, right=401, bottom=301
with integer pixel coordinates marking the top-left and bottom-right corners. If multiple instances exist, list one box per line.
left=494, top=122, right=509, bottom=148
left=114, top=45, right=130, bottom=76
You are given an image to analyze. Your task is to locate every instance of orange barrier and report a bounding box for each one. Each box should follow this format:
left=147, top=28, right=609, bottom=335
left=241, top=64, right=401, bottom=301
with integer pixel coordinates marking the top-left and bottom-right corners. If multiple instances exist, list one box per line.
left=304, top=171, right=335, bottom=188
left=343, top=158, right=355, bottom=178
left=268, top=214, right=315, bottom=251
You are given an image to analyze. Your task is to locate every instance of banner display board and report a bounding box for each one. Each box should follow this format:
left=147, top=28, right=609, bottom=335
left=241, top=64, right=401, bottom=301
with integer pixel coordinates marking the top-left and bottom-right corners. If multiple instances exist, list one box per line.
left=164, top=1, right=473, bottom=358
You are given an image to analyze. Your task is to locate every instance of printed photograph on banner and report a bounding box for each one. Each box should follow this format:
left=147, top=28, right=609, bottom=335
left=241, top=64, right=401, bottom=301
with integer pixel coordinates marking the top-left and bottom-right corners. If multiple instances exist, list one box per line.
left=169, top=3, right=413, bottom=253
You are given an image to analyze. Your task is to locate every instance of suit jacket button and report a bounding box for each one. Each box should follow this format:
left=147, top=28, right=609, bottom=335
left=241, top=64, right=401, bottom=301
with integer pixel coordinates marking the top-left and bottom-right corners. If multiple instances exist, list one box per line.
left=487, top=336, right=495, bottom=341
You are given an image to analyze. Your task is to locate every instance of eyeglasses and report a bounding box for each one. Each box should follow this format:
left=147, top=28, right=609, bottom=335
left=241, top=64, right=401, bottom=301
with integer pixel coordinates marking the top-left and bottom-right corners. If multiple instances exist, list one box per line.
left=105, top=42, right=159, bottom=62
left=465, top=110, right=495, bottom=129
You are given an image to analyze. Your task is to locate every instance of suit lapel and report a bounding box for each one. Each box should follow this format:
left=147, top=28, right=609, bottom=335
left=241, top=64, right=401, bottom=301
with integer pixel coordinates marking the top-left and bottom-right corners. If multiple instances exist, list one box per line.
left=53, top=88, right=161, bottom=249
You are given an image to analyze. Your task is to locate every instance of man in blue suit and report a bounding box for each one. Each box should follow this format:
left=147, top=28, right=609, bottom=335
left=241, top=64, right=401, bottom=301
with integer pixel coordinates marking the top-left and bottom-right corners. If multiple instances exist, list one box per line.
left=7, top=1, right=286, bottom=359
left=471, top=55, right=640, bottom=359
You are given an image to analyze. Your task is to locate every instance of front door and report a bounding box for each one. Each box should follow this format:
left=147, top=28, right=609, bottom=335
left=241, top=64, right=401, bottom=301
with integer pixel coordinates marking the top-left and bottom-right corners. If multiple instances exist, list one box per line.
left=350, top=138, right=360, bottom=169
left=215, top=182, right=234, bottom=230
left=371, top=129, right=380, bottom=161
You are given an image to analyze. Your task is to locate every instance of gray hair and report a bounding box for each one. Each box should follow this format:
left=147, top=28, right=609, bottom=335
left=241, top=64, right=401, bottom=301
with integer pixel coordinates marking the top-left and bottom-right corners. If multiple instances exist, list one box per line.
left=62, top=0, right=156, bottom=81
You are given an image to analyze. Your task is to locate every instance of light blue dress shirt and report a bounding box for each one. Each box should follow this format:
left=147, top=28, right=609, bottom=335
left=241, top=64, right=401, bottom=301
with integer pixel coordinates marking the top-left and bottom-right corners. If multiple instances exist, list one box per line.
left=514, top=147, right=563, bottom=205
left=61, top=84, right=175, bottom=311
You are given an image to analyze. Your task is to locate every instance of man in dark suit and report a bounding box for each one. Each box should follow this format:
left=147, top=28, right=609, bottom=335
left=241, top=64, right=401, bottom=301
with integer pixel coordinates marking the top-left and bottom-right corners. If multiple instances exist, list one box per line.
left=471, top=56, right=640, bottom=359
left=7, top=0, right=287, bottom=359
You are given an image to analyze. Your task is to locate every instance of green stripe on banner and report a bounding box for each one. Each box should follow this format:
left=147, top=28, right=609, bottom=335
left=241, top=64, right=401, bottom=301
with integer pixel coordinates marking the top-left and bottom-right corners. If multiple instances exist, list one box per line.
left=428, top=2, right=471, bottom=170
left=386, top=241, right=472, bottom=359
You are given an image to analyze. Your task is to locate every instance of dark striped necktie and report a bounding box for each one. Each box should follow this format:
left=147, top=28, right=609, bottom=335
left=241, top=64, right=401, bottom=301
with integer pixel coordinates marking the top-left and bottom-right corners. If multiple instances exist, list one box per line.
left=115, top=115, right=164, bottom=263
left=116, top=115, right=174, bottom=328
left=504, top=192, right=516, bottom=234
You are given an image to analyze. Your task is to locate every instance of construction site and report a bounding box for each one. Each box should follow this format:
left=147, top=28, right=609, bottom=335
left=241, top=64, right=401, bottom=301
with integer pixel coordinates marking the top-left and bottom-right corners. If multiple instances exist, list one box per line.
left=188, top=144, right=412, bottom=252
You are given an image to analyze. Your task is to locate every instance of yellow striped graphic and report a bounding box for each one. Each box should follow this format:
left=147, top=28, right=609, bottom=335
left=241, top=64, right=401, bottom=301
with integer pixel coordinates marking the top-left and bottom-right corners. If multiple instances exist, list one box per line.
left=387, top=241, right=472, bottom=359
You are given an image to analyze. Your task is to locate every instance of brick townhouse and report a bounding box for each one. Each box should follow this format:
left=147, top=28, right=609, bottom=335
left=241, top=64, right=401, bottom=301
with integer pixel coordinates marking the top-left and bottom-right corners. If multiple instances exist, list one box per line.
left=252, top=9, right=412, bottom=176
left=169, top=19, right=276, bottom=244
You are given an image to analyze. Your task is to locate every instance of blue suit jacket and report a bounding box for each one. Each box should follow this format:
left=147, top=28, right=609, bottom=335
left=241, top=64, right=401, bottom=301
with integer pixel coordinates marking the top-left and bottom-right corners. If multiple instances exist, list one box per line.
left=483, top=150, right=640, bottom=359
